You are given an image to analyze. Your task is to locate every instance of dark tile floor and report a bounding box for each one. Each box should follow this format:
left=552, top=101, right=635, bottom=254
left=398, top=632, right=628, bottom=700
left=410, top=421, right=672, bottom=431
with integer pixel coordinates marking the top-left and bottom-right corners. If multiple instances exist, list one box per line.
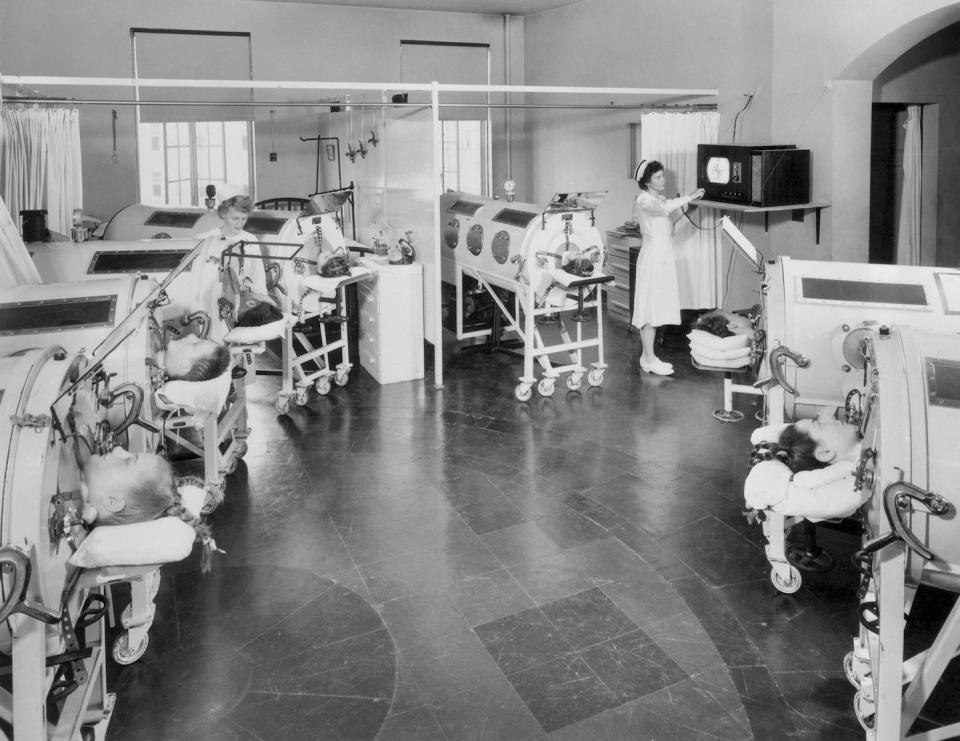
left=104, top=317, right=954, bottom=740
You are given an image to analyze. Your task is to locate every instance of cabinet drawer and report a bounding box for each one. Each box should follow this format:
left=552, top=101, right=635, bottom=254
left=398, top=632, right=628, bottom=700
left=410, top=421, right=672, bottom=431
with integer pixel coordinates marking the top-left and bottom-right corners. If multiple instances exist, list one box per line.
left=607, top=243, right=630, bottom=261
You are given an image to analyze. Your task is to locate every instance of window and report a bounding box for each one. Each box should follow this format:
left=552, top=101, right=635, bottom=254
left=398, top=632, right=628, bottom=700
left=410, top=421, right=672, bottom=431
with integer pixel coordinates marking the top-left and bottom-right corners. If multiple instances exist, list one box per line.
left=137, top=120, right=250, bottom=207
left=441, top=120, right=486, bottom=195
left=132, top=29, right=253, bottom=206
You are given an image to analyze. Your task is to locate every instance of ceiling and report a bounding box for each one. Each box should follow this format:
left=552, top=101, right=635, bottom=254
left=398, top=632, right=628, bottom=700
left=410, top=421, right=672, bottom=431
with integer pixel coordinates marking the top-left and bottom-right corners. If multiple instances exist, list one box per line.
left=257, top=0, right=584, bottom=16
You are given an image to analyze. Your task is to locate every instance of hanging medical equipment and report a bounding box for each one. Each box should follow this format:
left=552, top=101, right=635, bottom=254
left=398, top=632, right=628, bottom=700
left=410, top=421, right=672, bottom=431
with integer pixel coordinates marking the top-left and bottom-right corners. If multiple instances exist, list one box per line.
left=842, top=325, right=959, bottom=741
left=441, top=190, right=612, bottom=400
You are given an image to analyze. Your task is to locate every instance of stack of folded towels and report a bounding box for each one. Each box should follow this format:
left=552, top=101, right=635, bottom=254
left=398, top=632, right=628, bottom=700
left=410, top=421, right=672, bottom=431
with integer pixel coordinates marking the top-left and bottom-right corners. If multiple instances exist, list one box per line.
left=688, top=329, right=752, bottom=369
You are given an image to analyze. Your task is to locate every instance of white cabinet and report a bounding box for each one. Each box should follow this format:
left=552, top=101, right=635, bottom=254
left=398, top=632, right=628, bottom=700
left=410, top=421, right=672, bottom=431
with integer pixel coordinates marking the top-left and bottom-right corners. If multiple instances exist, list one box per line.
left=358, top=262, right=424, bottom=384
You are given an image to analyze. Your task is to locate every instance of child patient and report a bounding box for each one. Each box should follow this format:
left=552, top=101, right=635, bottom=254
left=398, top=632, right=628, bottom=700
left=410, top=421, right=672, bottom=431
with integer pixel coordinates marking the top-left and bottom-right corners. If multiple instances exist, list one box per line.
left=80, top=446, right=217, bottom=569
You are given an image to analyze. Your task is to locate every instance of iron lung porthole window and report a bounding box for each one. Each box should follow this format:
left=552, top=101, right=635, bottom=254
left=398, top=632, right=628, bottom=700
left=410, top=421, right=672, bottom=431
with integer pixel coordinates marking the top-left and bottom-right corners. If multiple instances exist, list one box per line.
left=467, top=224, right=484, bottom=256
left=492, top=231, right=510, bottom=264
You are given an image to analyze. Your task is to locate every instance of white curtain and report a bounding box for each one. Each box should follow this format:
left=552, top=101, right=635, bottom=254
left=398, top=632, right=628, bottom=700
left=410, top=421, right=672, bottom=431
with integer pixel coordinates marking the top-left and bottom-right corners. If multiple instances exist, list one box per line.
left=0, top=192, right=41, bottom=289
left=640, top=111, right=720, bottom=309
left=0, top=104, right=83, bottom=237
left=895, top=105, right=922, bottom=266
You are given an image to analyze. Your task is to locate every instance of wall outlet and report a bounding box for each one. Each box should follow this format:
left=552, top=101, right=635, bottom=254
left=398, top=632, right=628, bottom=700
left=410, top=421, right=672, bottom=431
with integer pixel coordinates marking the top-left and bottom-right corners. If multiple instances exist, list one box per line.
left=269, top=152, right=277, bottom=162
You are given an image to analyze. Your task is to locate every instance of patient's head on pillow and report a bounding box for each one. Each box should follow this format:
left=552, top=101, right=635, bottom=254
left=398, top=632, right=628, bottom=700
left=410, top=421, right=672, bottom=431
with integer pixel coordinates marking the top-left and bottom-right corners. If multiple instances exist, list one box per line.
left=160, top=334, right=231, bottom=381
left=695, top=309, right=753, bottom=338
left=81, top=448, right=177, bottom=526
left=236, top=297, right=283, bottom=327
left=754, top=409, right=861, bottom=473
left=81, top=449, right=216, bottom=568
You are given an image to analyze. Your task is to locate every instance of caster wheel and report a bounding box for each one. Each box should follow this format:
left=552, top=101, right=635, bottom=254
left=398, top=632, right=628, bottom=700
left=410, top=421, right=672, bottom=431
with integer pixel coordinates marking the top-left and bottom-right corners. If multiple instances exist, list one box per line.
left=514, top=384, right=533, bottom=402
left=770, top=565, right=802, bottom=594
left=275, top=396, right=292, bottom=414
left=854, top=690, right=876, bottom=732
left=843, top=651, right=868, bottom=690
left=334, top=372, right=350, bottom=387
left=566, top=373, right=583, bottom=391
left=537, top=378, right=556, bottom=397
left=295, top=388, right=309, bottom=406
left=315, top=378, right=332, bottom=396
left=112, top=632, right=149, bottom=665
left=587, top=368, right=604, bottom=387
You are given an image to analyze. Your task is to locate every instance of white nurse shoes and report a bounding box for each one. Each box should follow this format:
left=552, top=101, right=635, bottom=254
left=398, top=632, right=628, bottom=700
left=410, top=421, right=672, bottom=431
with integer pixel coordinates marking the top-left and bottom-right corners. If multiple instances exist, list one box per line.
left=639, top=357, right=674, bottom=376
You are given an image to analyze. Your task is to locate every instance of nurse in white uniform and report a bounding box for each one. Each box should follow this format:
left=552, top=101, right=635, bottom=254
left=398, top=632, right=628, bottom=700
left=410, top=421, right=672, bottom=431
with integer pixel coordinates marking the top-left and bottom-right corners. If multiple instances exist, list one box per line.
left=193, top=194, right=269, bottom=340
left=630, top=159, right=704, bottom=376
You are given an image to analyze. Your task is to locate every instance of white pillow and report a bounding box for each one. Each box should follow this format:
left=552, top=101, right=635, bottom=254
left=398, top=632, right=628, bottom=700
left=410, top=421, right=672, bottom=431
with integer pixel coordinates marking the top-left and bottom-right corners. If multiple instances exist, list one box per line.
left=224, top=316, right=289, bottom=343
left=687, top=329, right=751, bottom=352
left=691, top=351, right=751, bottom=369
left=689, top=340, right=752, bottom=361
left=68, top=517, right=195, bottom=569
left=744, top=457, right=867, bottom=522
left=156, top=367, right=233, bottom=416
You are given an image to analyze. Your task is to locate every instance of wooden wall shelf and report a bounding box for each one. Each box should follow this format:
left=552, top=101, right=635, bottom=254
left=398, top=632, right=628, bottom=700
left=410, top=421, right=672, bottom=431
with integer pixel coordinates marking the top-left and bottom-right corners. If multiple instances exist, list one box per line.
left=696, top=200, right=831, bottom=244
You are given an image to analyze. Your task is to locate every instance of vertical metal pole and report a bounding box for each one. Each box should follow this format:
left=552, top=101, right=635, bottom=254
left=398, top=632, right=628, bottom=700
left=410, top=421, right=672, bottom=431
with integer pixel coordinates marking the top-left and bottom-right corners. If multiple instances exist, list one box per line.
left=432, top=81, right=444, bottom=389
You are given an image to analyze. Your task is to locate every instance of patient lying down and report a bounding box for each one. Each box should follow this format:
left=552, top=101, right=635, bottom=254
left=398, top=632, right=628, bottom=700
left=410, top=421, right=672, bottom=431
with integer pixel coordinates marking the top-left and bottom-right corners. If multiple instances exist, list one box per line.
left=745, top=409, right=868, bottom=521
left=158, top=334, right=232, bottom=382
left=80, top=447, right=217, bottom=570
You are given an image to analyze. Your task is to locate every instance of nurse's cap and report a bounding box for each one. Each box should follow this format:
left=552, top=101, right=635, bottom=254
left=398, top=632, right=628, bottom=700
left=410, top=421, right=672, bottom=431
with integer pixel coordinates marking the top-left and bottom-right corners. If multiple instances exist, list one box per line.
left=633, top=159, right=648, bottom=182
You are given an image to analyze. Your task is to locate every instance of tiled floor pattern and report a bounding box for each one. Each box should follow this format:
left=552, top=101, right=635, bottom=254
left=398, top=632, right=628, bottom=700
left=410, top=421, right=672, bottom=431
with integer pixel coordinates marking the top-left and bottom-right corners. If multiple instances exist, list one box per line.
left=104, top=319, right=958, bottom=740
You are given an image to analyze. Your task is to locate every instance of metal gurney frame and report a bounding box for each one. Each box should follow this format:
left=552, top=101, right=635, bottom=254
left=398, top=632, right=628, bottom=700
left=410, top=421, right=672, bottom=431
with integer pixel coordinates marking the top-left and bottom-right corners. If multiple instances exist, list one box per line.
left=463, top=264, right=612, bottom=401
left=219, top=239, right=369, bottom=415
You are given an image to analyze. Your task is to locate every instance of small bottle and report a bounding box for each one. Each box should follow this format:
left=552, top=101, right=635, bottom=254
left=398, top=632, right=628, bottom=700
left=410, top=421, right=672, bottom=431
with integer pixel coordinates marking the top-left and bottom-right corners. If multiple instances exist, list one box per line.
left=388, top=242, right=402, bottom=264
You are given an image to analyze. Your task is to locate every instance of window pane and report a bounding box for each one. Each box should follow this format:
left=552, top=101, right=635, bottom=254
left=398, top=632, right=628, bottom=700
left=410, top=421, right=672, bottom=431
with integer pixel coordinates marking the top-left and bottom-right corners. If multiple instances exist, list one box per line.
left=166, top=148, right=179, bottom=180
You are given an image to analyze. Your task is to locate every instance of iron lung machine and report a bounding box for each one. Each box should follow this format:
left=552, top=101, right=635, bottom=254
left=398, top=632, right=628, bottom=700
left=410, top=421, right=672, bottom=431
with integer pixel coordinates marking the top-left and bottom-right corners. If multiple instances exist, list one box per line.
left=760, top=255, right=960, bottom=420
left=440, top=191, right=612, bottom=399
left=99, top=203, right=304, bottom=244
left=0, top=347, right=125, bottom=739
left=843, top=326, right=960, bottom=741
left=0, top=275, right=163, bottom=456
left=29, top=238, right=201, bottom=284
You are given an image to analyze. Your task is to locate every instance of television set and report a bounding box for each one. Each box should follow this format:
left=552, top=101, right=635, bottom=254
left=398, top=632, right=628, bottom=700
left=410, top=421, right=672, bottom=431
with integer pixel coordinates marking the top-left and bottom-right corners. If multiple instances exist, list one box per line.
left=697, top=144, right=810, bottom=207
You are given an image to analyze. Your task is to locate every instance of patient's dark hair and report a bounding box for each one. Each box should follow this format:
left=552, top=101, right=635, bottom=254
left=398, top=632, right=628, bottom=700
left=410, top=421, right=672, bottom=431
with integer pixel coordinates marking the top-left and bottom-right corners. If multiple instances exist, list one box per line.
left=695, top=309, right=734, bottom=338
left=169, top=344, right=231, bottom=382
left=236, top=300, right=283, bottom=327
left=750, top=424, right=827, bottom=474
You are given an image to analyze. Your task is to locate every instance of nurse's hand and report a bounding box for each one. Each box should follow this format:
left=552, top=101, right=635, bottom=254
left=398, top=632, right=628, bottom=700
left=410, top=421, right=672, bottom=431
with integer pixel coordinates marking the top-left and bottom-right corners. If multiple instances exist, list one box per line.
left=691, top=188, right=706, bottom=200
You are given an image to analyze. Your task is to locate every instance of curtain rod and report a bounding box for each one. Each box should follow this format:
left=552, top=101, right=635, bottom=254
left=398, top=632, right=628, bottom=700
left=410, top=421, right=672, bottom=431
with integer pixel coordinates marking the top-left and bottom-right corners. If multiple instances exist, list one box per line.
left=3, top=96, right=717, bottom=111
left=1, top=74, right=717, bottom=99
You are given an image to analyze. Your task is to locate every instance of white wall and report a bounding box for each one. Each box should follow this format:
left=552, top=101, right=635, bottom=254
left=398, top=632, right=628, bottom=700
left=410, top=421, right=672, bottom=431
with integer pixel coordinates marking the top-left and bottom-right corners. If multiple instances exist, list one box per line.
left=0, top=0, right=523, bottom=222
left=523, top=0, right=960, bottom=309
